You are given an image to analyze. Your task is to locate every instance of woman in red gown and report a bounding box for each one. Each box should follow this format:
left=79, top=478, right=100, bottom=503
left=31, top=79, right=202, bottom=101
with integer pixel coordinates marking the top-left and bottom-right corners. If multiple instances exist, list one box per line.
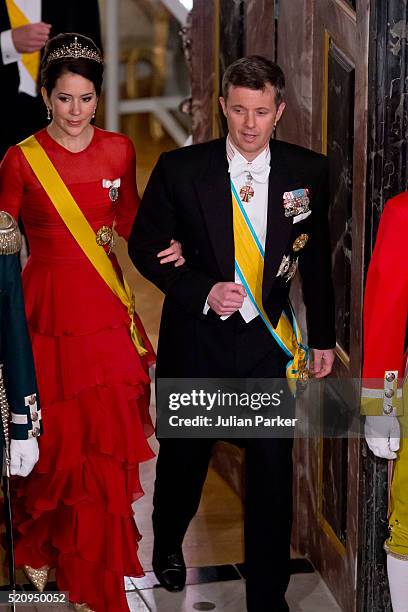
left=0, top=33, right=181, bottom=611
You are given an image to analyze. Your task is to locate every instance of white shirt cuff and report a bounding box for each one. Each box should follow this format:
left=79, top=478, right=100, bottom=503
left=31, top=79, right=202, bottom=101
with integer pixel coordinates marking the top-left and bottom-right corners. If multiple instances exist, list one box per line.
left=203, top=298, right=211, bottom=315
left=1, top=29, right=21, bottom=65
left=203, top=297, right=231, bottom=320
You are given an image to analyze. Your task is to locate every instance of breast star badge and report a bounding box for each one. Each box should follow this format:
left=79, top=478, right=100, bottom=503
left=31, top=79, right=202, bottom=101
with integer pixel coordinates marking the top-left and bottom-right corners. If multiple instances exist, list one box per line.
left=276, top=255, right=291, bottom=278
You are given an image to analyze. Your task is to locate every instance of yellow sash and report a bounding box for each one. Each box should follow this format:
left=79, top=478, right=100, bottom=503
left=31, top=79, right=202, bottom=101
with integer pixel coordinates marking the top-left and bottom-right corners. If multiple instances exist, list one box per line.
left=231, top=181, right=308, bottom=387
left=5, top=0, right=40, bottom=84
left=19, top=135, right=147, bottom=356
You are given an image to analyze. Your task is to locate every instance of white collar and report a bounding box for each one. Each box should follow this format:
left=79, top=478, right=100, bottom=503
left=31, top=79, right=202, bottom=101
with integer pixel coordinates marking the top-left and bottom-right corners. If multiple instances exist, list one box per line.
left=226, top=134, right=270, bottom=167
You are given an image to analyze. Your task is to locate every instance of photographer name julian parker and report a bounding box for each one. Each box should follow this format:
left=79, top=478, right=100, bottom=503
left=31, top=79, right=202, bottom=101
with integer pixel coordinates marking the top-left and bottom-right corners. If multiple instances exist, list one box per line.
left=168, top=415, right=298, bottom=427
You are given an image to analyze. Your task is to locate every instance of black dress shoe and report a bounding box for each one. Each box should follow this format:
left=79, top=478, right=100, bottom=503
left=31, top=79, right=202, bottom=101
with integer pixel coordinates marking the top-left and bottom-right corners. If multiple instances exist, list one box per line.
left=152, top=548, right=186, bottom=592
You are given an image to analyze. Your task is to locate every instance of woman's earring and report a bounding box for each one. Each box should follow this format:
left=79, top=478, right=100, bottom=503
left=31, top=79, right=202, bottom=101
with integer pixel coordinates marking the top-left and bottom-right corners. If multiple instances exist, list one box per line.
left=47, top=107, right=51, bottom=121
left=92, top=107, right=97, bottom=119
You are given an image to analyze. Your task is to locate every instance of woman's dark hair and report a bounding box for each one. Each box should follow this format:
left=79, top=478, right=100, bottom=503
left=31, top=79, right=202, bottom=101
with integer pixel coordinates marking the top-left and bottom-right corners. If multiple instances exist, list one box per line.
left=222, top=55, right=285, bottom=106
left=41, top=33, right=104, bottom=96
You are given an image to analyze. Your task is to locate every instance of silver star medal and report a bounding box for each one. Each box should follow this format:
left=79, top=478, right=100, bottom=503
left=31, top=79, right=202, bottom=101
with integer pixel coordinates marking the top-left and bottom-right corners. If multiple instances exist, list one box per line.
left=285, top=257, right=299, bottom=282
left=276, top=255, right=291, bottom=278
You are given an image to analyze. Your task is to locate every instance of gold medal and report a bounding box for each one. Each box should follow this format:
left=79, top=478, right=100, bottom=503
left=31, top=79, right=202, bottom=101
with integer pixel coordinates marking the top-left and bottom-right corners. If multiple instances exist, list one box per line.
left=292, top=233, right=309, bottom=252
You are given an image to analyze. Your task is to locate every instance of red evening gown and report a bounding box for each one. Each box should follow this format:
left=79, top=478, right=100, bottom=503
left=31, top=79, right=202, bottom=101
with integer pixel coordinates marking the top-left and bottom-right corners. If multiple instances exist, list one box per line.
left=0, top=128, right=155, bottom=611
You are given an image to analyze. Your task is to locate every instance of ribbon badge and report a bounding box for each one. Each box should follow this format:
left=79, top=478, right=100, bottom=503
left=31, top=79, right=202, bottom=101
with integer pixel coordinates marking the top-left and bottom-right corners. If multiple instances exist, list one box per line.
left=283, top=188, right=310, bottom=218
left=102, top=178, right=121, bottom=202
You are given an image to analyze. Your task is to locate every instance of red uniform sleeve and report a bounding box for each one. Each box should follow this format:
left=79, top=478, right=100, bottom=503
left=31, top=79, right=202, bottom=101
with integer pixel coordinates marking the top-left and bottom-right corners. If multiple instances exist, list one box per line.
left=0, top=146, right=25, bottom=218
left=114, top=138, right=140, bottom=241
left=362, top=196, right=408, bottom=415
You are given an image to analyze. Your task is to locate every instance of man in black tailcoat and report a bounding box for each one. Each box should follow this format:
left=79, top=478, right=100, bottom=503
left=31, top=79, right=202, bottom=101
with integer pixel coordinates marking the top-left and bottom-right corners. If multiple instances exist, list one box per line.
left=128, top=56, right=336, bottom=612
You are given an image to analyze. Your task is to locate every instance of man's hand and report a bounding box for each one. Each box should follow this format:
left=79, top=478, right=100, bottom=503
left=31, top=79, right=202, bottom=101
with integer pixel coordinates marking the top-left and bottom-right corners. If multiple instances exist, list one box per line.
left=310, top=348, right=335, bottom=378
left=10, top=438, right=39, bottom=477
left=365, top=416, right=400, bottom=460
left=207, top=282, right=246, bottom=316
left=157, top=239, right=185, bottom=267
left=12, top=23, right=51, bottom=54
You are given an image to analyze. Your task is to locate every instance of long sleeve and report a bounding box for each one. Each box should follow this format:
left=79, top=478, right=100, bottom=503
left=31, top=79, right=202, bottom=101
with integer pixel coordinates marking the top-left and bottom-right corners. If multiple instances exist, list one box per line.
left=128, top=153, right=216, bottom=316
left=114, top=138, right=140, bottom=241
left=1, top=29, right=20, bottom=65
left=298, top=158, right=336, bottom=349
left=361, top=196, right=408, bottom=416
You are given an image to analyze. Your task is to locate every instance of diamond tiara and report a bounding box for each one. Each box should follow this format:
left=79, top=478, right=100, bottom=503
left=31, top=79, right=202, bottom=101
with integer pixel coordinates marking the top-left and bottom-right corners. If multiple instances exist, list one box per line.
left=46, top=36, right=103, bottom=65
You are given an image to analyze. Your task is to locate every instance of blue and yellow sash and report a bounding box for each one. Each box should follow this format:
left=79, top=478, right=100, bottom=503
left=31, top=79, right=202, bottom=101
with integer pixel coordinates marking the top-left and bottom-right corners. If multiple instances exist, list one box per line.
left=19, top=135, right=147, bottom=356
left=231, top=181, right=308, bottom=388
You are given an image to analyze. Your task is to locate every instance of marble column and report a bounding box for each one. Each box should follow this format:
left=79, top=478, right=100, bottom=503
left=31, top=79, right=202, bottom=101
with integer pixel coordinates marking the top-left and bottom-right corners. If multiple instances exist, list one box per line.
left=359, top=2, right=408, bottom=610
left=365, top=0, right=408, bottom=254
left=276, top=0, right=314, bottom=149
left=191, top=0, right=246, bottom=142
left=191, top=0, right=218, bottom=143
left=245, top=0, right=275, bottom=60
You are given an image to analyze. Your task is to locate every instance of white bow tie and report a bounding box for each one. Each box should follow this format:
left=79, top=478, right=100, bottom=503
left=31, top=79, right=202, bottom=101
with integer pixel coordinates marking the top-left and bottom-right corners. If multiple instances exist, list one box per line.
left=229, top=156, right=270, bottom=183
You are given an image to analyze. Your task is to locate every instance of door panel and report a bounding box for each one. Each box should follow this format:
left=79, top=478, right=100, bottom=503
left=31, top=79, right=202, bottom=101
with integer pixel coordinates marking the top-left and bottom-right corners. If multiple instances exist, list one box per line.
left=278, top=2, right=369, bottom=610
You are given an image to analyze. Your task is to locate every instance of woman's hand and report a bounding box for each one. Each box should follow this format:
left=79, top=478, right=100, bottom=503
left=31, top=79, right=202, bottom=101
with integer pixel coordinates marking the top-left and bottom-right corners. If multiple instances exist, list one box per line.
left=157, top=239, right=185, bottom=267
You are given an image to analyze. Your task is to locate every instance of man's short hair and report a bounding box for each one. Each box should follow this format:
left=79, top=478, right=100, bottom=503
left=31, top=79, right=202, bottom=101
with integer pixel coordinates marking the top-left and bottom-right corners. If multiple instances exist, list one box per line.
left=222, top=55, right=285, bottom=106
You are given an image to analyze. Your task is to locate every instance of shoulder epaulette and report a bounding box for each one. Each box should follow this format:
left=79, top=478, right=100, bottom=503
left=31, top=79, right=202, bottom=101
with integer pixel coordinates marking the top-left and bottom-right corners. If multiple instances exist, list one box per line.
left=0, top=211, right=22, bottom=255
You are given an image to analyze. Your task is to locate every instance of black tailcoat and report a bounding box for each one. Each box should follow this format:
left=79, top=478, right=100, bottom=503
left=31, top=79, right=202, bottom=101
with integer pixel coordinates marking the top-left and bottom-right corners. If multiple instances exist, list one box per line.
left=129, top=137, right=335, bottom=375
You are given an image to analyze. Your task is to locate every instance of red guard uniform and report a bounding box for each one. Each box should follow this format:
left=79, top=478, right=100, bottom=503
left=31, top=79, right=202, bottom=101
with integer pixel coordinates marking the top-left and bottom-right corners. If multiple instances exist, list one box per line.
left=362, top=192, right=408, bottom=560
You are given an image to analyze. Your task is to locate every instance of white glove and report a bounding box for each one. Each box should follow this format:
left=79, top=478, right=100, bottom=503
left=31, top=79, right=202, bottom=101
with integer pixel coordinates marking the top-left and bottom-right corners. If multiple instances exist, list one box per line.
left=10, top=438, right=39, bottom=477
left=365, top=416, right=400, bottom=459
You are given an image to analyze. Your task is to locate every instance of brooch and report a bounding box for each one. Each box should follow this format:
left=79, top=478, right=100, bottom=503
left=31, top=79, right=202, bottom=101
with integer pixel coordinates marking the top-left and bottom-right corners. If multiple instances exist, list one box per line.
left=283, top=188, right=310, bottom=217
left=96, top=225, right=115, bottom=254
left=102, top=178, right=121, bottom=202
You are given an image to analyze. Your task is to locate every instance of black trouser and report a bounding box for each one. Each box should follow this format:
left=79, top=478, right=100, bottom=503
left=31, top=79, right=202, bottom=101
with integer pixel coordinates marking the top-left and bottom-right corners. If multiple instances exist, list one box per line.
left=154, top=312, right=294, bottom=611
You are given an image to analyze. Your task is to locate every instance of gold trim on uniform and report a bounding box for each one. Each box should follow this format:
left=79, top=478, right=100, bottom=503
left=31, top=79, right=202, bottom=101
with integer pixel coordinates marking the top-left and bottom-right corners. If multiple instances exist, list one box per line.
left=384, top=543, right=408, bottom=561
left=0, top=211, right=22, bottom=254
